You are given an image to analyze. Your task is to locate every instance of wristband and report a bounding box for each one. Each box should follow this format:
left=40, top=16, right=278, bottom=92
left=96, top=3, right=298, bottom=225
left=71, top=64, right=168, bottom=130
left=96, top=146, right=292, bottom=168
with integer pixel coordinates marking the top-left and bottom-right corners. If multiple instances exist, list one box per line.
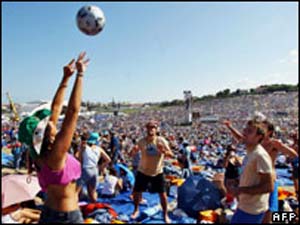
left=77, top=72, right=84, bottom=77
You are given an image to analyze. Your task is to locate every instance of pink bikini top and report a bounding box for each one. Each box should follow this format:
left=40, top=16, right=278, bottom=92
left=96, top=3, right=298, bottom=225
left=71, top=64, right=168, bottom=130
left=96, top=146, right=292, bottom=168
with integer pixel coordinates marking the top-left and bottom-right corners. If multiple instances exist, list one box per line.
left=37, top=153, right=81, bottom=192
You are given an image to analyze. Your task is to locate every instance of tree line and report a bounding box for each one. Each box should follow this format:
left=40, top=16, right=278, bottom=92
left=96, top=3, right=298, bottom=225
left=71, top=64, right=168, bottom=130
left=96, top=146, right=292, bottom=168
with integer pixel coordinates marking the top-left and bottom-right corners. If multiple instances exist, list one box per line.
left=159, top=83, right=298, bottom=107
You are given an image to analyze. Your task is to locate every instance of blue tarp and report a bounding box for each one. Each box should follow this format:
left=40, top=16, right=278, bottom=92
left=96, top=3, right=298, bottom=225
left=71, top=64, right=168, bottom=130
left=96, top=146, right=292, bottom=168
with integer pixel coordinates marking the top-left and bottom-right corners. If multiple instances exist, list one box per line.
left=90, top=187, right=196, bottom=223
left=276, top=168, right=292, bottom=178
left=178, top=175, right=222, bottom=218
left=141, top=212, right=197, bottom=224
left=276, top=168, right=294, bottom=186
left=96, top=190, right=174, bottom=213
left=2, top=152, right=14, bottom=167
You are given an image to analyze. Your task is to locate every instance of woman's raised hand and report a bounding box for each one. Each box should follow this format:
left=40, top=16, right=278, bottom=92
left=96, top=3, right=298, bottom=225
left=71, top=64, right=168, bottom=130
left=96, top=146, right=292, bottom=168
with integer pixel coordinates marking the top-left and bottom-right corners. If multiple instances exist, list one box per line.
left=63, top=59, right=76, bottom=78
left=76, top=51, right=90, bottom=74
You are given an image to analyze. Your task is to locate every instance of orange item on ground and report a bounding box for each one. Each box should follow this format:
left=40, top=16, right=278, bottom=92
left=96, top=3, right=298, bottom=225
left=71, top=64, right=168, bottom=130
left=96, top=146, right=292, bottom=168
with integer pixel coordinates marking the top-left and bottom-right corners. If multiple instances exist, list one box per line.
left=165, top=175, right=177, bottom=181
left=199, top=210, right=218, bottom=222
left=84, top=218, right=98, bottom=223
left=111, top=220, right=125, bottom=224
left=172, top=161, right=180, bottom=166
left=192, top=165, right=203, bottom=172
left=81, top=203, right=118, bottom=218
left=278, top=187, right=296, bottom=200
left=171, top=178, right=185, bottom=187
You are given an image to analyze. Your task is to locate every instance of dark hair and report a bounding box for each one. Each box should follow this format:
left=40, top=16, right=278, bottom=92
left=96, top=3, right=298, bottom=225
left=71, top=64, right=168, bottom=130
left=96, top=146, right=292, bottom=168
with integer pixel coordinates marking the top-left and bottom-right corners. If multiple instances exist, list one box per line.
left=120, top=167, right=126, bottom=175
left=183, top=142, right=189, bottom=147
left=109, top=167, right=117, bottom=176
left=226, top=144, right=236, bottom=153
left=81, top=136, right=87, bottom=142
left=11, top=137, right=17, bottom=142
left=27, top=150, right=35, bottom=174
left=262, top=120, right=275, bottom=138
left=40, top=125, right=52, bottom=157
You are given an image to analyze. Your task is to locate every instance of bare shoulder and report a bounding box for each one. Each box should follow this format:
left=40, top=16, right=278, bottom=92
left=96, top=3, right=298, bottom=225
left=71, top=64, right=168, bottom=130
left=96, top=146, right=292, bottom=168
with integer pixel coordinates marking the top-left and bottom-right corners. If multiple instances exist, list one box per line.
left=137, top=137, right=146, bottom=147
left=271, top=139, right=283, bottom=149
left=98, top=146, right=105, bottom=154
left=158, top=136, right=168, bottom=143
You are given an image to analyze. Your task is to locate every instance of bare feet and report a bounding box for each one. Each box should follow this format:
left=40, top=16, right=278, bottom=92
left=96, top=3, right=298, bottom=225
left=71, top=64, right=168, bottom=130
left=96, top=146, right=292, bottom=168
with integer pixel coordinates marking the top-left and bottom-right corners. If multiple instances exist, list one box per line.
left=164, top=215, right=171, bottom=224
left=130, top=195, right=147, bottom=204
left=131, top=210, right=140, bottom=220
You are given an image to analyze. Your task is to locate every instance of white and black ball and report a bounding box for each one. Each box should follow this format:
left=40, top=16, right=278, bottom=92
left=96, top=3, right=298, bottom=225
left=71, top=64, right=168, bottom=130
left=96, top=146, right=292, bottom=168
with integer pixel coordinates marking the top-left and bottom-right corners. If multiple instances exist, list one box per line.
left=76, top=5, right=105, bottom=36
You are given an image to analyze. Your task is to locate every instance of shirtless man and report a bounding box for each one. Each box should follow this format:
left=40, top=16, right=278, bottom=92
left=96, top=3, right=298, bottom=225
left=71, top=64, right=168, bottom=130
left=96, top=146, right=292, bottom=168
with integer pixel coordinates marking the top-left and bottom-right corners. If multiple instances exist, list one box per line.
left=290, top=131, right=299, bottom=195
left=130, top=120, right=174, bottom=223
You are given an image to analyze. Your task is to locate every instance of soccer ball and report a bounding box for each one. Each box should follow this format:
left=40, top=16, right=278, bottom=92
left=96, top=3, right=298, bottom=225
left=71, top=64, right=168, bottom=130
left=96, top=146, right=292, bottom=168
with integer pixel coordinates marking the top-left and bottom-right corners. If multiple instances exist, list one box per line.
left=76, top=5, right=105, bottom=36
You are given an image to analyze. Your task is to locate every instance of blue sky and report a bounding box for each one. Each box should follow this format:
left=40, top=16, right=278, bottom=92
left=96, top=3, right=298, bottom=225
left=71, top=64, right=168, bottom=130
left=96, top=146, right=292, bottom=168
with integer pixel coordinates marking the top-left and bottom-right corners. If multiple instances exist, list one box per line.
left=2, top=2, right=298, bottom=104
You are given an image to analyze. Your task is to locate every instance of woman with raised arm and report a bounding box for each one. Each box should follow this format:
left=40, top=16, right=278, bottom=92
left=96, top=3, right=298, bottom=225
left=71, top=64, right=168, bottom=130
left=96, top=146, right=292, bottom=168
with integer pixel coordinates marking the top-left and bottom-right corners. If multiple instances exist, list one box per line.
left=19, top=52, right=90, bottom=223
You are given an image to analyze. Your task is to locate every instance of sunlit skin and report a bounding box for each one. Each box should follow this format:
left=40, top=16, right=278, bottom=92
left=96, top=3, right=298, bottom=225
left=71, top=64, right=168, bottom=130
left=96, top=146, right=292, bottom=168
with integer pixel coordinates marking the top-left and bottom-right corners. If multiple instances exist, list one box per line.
left=45, top=121, right=57, bottom=146
left=31, top=52, right=90, bottom=214
left=131, top=122, right=172, bottom=223
left=146, top=125, right=156, bottom=139
left=242, top=124, right=261, bottom=148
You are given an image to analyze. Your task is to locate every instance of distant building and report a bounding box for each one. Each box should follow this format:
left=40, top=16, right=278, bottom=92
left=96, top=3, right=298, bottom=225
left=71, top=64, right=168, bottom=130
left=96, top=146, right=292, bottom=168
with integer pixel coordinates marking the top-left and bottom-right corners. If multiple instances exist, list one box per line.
left=200, top=115, right=219, bottom=123
left=273, top=91, right=286, bottom=95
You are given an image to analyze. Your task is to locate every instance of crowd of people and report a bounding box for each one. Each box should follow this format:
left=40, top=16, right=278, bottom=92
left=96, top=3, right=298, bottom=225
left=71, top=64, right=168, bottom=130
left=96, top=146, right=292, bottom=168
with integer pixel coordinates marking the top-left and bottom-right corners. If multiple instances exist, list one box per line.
left=1, top=52, right=298, bottom=223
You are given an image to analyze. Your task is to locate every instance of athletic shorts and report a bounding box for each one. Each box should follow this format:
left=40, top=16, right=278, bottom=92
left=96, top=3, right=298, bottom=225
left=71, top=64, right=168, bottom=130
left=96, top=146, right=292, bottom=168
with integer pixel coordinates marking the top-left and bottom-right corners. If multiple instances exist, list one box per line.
left=269, top=180, right=279, bottom=212
left=133, top=171, right=166, bottom=193
left=231, top=208, right=265, bottom=224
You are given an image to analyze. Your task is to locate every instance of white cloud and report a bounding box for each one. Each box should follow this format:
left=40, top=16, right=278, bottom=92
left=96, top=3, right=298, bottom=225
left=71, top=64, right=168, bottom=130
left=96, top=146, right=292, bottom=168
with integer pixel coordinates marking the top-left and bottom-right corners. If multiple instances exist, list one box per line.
left=290, top=49, right=298, bottom=56
left=289, top=49, right=298, bottom=64
left=280, top=49, right=298, bottom=65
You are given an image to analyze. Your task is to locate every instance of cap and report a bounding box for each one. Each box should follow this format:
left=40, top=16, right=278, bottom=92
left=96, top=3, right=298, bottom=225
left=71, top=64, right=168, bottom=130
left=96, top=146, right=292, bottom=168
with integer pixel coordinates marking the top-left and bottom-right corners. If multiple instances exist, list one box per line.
left=18, top=109, right=51, bottom=159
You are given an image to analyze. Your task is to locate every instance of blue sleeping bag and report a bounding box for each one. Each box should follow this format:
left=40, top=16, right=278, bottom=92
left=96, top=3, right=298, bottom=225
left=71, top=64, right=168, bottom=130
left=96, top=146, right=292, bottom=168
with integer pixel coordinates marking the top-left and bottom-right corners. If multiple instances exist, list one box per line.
left=114, top=163, right=135, bottom=187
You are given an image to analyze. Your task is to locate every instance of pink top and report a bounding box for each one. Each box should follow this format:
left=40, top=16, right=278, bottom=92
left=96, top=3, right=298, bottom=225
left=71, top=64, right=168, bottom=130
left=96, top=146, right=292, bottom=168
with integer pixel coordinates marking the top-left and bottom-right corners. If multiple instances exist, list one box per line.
left=37, top=153, right=81, bottom=192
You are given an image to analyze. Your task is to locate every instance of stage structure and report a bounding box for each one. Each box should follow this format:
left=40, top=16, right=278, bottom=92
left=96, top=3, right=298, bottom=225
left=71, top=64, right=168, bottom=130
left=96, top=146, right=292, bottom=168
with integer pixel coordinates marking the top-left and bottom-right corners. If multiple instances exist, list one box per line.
left=183, top=90, right=193, bottom=124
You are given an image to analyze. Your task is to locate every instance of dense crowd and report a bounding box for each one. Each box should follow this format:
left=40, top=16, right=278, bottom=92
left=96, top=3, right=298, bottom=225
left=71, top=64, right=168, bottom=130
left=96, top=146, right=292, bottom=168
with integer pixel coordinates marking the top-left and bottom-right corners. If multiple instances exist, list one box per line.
left=1, top=53, right=298, bottom=223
